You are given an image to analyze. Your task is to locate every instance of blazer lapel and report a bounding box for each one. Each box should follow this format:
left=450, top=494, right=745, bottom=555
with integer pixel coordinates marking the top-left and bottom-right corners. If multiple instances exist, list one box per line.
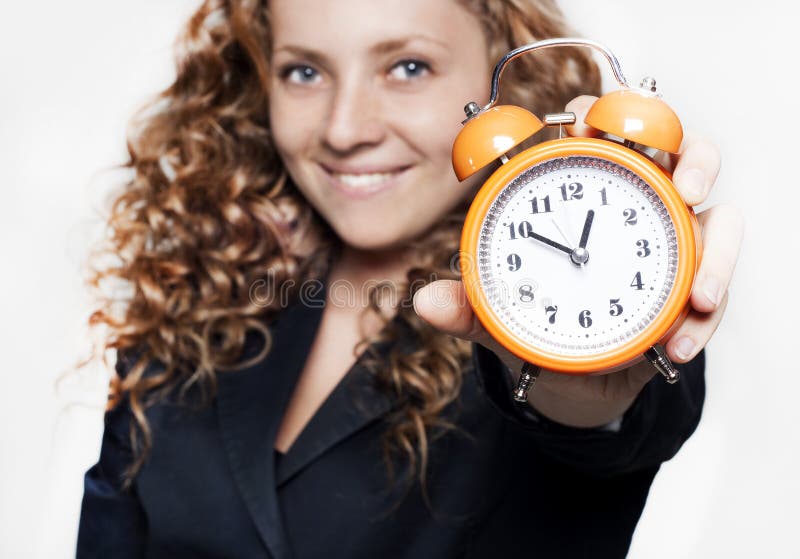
left=217, top=295, right=325, bottom=559
left=274, top=356, right=394, bottom=487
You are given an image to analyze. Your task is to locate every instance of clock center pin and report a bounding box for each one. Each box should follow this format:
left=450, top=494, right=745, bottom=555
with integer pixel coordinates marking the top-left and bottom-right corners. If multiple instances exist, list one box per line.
left=570, top=247, right=589, bottom=266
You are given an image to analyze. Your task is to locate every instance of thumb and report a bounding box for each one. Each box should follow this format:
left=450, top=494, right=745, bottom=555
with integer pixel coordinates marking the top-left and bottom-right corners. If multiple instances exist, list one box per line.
left=412, top=279, right=484, bottom=341
left=413, top=279, right=527, bottom=372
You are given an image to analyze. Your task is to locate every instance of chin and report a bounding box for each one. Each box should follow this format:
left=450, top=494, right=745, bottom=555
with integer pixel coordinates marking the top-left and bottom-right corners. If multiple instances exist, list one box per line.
left=329, top=217, right=419, bottom=252
left=335, top=226, right=407, bottom=252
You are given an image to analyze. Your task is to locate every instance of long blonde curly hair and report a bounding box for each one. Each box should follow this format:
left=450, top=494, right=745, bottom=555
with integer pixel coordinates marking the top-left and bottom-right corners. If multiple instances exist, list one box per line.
left=86, top=0, right=600, bottom=486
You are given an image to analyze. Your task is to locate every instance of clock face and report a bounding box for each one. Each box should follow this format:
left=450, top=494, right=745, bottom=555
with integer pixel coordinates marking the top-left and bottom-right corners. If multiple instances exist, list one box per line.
left=476, top=155, right=678, bottom=357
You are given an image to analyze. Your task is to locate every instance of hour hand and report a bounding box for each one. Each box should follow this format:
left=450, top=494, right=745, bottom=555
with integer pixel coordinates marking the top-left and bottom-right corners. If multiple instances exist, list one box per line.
left=529, top=230, right=572, bottom=255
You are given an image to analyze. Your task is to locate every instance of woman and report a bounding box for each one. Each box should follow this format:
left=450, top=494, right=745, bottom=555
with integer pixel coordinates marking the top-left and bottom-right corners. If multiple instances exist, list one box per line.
left=77, top=0, right=742, bottom=557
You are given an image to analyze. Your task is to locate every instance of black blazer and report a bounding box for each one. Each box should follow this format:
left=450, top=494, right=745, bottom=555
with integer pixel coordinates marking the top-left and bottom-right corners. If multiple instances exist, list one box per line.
left=77, top=294, right=705, bottom=559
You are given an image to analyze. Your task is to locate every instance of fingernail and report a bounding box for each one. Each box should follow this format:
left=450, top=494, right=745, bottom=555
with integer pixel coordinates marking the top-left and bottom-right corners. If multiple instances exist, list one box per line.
left=703, top=276, right=723, bottom=306
left=680, top=168, right=705, bottom=200
left=674, top=337, right=695, bottom=360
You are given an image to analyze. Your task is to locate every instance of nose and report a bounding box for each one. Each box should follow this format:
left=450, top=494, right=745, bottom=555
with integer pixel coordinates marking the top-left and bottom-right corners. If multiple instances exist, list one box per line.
left=322, top=77, right=386, bottom=153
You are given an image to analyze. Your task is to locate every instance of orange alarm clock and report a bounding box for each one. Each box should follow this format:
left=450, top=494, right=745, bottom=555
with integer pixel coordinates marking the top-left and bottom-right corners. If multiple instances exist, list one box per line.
left=452, top=39, right=701, bottom=402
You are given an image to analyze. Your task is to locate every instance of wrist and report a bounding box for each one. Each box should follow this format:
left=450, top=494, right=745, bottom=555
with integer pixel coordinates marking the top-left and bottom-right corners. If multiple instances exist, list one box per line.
left=526, top=382, right=636, bottom=428
left=503, top=360, right=647, bottom=429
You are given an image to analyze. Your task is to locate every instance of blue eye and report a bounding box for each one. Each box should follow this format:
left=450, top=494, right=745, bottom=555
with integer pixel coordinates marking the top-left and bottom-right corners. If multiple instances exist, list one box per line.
left=282, top=65, right=321, bottom=85
left=388, top=59, right=430, bottom=81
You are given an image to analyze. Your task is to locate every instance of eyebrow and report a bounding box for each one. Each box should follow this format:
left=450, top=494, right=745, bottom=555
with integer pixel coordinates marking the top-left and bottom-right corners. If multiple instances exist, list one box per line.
left=271, top=45, right=329, bottom=67
left=369, top=35, right=449, bottom=55
left=272, top=34, right=449, bottom=62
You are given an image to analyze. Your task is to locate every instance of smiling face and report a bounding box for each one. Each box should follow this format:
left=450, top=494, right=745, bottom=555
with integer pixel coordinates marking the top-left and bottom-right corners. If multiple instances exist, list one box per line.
left=269, top=0, right=491, bottom=251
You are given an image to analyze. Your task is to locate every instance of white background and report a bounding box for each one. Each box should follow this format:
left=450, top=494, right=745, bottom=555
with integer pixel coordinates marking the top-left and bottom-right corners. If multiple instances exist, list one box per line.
left=1, top=1, right=796, bottom=557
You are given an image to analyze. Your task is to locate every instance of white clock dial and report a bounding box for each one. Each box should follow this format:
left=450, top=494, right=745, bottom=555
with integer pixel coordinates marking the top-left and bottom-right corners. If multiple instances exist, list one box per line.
left=476, top=156, right=678, bottom=357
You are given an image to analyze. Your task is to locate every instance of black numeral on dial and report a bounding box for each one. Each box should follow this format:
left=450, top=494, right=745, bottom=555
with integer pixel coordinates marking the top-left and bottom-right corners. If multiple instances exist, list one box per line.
left=623, top=208, right=638, bottom=226
left=507, top=254, right=521, bottom=271
left=530, top=195, right=553, bottom=214
left=636, top=239, right=651, bottom=257
left=559, top=182, right=584, bottom=201
left=609, top=298, right=624, bottom=316
left=518, top=284, right=535, bottom=303
left=578, top=310, right=593, bottom=328
left=545, top=305, right=558, bottom=324
left=600, top=187, right=609, bottom=206
left=506, top=221, right=534, bottom=240
left=630, top=271, right=644, bottom=290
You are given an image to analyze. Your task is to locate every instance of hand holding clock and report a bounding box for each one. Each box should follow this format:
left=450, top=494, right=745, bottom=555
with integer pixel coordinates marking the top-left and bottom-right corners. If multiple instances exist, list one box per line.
left=414, top=96, right=744, bottom=428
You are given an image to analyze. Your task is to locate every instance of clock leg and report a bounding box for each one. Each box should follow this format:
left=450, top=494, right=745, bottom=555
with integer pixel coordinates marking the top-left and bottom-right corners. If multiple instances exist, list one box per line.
left=645, top=345, right=680, bottom=384
left=513, top=363, right=542, bottom=402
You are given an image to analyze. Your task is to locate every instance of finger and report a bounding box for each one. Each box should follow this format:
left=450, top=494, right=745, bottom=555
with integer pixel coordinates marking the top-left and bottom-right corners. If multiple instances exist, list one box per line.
left=412, top=279, right=481, bottom=340
left=670, top=134, right=722, bottom=206
left=666, top=292, right=729, bottom=363
left=413, top=280, right=522, bottom=365
left=564, top=95, right=601, bottom=138
left=691, top=203, right=744, bottom=313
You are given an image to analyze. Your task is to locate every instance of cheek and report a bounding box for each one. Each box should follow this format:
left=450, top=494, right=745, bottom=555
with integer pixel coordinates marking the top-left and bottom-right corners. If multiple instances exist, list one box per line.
left=269, top=92, right=319, bottom=167
left=396, top=108, right=460, bottom=180
left=401, top=79, right=490, bottom=178
left=268, top=109, right=329, bottom=229
left=269, top=109, right=298, bottom=167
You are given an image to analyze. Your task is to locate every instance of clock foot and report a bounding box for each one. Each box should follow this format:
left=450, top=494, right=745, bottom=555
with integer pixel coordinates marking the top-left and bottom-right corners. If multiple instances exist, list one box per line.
left=513, top=363, right=541, bottom=402
left=645, top=346, right=680, bottom=384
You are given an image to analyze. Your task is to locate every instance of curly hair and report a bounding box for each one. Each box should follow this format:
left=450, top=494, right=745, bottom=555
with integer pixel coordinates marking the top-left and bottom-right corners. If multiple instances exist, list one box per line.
left=85, top=0, right=600, bottom=486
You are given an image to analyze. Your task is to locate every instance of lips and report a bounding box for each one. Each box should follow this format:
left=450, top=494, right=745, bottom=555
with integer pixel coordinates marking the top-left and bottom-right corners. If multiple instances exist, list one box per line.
left=319, top=163, right=412, bottom=199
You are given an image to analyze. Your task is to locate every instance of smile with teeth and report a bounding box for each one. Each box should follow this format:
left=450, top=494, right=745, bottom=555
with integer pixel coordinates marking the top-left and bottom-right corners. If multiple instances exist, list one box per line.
left=323, top=164, right=411, bottom=198
left=334, top=171, right=398, bottom=188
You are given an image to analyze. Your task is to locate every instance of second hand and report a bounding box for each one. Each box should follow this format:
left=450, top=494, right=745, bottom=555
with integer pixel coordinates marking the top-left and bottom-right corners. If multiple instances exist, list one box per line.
left=551, top=218, right=575, bottom=250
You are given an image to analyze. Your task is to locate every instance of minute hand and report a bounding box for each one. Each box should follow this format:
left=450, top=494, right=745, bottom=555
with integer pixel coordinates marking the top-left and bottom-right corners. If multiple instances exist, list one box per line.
left=528, top=230, right=572, bottom=255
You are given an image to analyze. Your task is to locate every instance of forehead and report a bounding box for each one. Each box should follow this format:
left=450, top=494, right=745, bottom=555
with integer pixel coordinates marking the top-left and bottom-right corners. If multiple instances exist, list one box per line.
left=270, top=0, right=482, bottom=52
